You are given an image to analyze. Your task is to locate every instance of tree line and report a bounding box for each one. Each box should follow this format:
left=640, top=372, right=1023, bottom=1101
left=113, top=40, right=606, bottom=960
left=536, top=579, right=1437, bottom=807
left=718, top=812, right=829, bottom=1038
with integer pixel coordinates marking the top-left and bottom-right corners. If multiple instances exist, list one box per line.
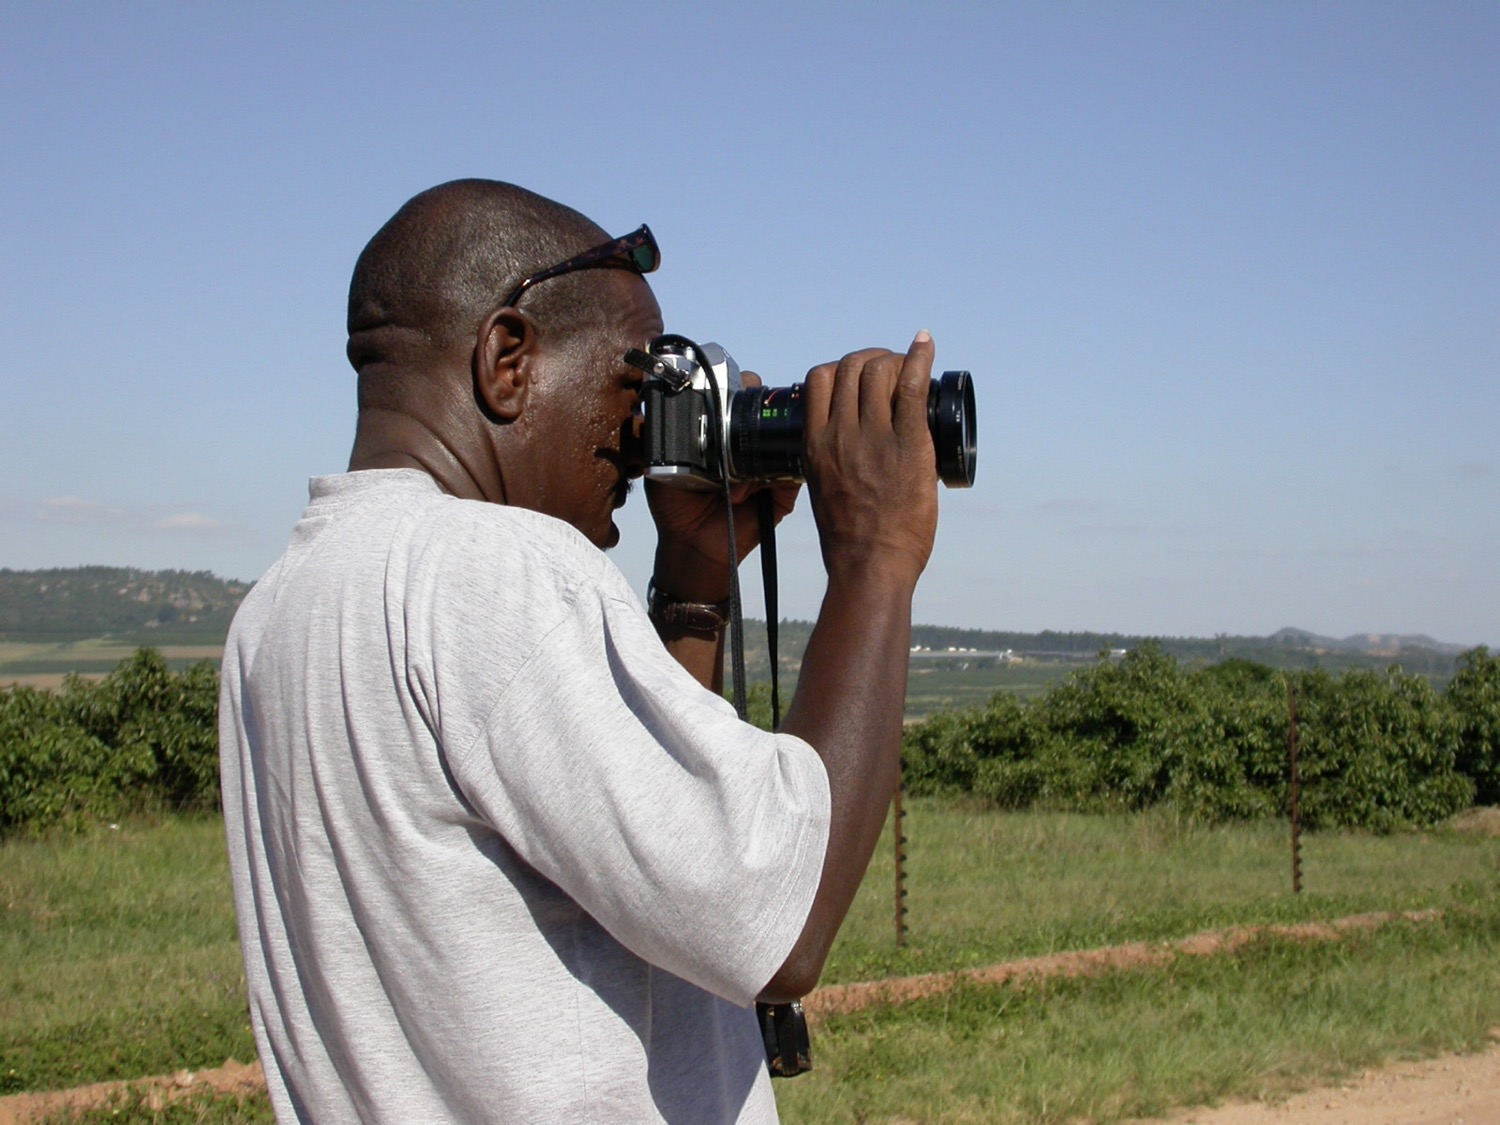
left=1, top=649, right=219, bottom=834
left=3, top=643, right=1498, bottom=836
left=902, top=642, right=1500, bottom=832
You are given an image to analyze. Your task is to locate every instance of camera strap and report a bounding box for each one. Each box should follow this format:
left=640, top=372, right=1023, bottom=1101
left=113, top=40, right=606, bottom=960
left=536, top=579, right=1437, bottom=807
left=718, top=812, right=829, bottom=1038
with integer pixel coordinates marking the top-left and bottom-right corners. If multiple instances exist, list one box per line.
left=757, top=491, right=782, bottom=728
left=746, top=495, right=811, bottom=1076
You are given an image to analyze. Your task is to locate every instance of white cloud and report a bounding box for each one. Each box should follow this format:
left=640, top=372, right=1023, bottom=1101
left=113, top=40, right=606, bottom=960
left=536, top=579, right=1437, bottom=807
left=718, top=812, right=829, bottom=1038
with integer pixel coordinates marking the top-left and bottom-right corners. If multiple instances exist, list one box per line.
left=154, top=512, right=229, bottom=532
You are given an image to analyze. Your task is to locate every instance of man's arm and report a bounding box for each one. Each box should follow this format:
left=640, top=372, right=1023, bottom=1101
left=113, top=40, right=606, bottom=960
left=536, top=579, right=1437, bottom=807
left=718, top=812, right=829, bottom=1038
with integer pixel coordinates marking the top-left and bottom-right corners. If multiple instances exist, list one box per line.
left=757, top=333, right=938, bottom=1000
left=646, top=541, right=732, bottom=692
left=646, top=334, right=940, bottom=1002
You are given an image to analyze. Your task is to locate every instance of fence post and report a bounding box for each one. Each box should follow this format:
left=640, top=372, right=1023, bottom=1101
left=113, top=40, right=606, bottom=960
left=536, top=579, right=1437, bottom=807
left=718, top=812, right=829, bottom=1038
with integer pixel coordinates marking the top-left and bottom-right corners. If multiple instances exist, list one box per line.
left=894, top=763, right=908, bottom=947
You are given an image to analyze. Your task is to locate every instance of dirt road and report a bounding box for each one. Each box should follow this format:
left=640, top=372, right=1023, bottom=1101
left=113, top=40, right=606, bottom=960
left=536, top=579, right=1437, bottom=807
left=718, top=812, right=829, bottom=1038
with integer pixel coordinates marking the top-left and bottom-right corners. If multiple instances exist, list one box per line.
left=1125, top=1041, right=1500, bottom=1125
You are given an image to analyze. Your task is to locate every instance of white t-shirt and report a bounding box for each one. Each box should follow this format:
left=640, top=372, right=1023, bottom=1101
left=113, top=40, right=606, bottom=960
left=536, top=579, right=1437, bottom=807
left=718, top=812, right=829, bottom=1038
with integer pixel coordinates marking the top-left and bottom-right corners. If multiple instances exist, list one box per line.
left=219, top=470, right=830, bottom=1124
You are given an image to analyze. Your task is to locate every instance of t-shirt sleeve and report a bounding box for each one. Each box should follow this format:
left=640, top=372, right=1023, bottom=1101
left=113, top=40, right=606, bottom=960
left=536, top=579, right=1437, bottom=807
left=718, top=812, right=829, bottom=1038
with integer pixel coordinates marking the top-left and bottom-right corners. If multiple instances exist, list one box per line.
left=439, top=554, right=830, bottom=1007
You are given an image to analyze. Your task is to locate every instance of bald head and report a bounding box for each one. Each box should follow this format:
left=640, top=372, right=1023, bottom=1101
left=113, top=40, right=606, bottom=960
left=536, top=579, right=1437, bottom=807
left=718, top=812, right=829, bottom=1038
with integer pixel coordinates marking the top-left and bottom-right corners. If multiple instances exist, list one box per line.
left=346, top=179, right=614, bottom=373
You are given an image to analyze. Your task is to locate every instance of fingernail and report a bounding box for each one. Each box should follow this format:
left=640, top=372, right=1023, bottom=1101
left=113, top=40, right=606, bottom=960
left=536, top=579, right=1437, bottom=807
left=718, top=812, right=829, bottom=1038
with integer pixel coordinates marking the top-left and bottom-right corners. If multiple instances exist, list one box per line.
left=914, top=329, right=932, bottom=344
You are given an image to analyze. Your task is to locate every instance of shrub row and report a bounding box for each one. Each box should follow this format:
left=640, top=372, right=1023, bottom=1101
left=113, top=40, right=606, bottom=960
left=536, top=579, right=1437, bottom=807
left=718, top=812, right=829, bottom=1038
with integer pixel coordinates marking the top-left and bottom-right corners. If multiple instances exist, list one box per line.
left=5, top=643, right=1498, bottom=836
left=902, top=644, right=1500, bottom=832
left=0, top=649, right=220, bottom=834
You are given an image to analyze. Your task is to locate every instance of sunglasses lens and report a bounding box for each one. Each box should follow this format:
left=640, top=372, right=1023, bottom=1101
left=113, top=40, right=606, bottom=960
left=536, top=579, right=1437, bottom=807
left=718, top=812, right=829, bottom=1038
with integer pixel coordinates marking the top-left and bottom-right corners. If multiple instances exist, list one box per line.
left=626, top=232, right=659, bottom=274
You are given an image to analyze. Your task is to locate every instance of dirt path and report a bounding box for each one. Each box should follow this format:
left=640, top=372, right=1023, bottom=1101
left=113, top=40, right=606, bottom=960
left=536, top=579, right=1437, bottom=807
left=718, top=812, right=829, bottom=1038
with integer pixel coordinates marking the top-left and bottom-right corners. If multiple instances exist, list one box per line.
left=11, top=1050, right=1500, bottom=1125
left=4, top=910, right=1497, bottom=1124
left=803, top=910, right=1443, bottom=1019
left=1122, top=1041, right=1500, bottom=1125
left=0, top=1060, right=264, bottom=1125
left=6, top=1048, right=1498, bottom=1125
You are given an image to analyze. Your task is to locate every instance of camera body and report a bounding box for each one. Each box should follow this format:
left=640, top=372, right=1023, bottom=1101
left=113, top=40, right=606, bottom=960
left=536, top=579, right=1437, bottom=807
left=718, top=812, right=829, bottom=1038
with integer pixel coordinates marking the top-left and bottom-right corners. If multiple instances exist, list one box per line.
left=633, top=335, right=977, bottom=489
left=638, top=339, right=749, bottom=489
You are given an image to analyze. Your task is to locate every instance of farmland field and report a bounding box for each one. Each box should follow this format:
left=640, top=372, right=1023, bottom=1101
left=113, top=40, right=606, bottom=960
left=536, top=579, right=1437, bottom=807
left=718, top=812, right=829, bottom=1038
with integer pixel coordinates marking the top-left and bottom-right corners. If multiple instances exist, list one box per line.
left=0, top=641, right=224, bottom=688
left=3, top=802, right=1497, bottom=1125
left=0, top=638, right=1075, bottom=718
left=904, top=660, right=1077, bottom=718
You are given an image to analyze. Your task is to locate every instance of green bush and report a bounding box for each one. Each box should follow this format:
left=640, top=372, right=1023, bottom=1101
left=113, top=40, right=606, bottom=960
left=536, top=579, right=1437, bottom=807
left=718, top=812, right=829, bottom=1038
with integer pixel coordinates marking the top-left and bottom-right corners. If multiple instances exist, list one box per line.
left=7, top=639, right=1499, bottom=838
left=903, top=645, right=1496, bottom=832
left=0, top=686, right=121, bottom=830
left=1027, top=641, right=1197, bottom=812
left=1164, top=663, right=1284, bottom=824
left=0, top=649, right=221, bottom=835
left=1291, top=667, right=1472, bottom=831
left=1448, top=646, right=1500, bottom=805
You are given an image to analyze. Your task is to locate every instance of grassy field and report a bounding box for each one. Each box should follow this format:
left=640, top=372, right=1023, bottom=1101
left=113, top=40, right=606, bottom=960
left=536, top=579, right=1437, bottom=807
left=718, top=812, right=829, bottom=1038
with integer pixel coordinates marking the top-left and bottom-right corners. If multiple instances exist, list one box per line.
left=0, top=641, right=223, bottom=689
left=903, top=662, right=1077, bottom=718
left=0, top=638, right=1078, bottom=714
left=824, top=801, right=1500, bottom=984
left=1, top=817, right=252, bottom=1095
left=779, top=906, right=1500, bottom=1123
left=3, top=804, right=1498, bottom=1123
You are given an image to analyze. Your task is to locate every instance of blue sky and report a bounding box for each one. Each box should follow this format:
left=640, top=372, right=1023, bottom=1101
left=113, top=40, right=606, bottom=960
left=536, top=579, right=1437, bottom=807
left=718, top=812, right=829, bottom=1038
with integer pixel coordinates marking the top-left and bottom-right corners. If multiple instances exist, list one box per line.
left=2, top=2, right=1496, bottom=645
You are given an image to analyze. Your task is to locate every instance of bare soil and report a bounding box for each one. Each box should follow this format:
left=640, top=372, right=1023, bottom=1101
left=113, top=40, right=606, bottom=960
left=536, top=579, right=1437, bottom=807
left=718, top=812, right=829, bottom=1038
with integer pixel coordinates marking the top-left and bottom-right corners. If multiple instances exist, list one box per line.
left=0, top=1060, right=264, bottom=1125
left=803, top=910, right=1441, bottom=1019
left=4, top=910, right=1497, bottom=1125
left=1121, top=1040, right=1500, bottom=1125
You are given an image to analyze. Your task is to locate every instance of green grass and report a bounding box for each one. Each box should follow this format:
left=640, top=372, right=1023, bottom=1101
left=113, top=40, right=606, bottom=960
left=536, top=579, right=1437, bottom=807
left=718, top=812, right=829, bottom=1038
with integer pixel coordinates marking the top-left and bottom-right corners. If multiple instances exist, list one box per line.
left=824, top=798, right=1500, bottom=983
left=26, top=908, right=1500, bottom=1125
left=0, top=641, right=224, bottom=686
left=778, top=905, right=1500, bottom=1123
left=904, top=663, right=1077, bottom=719
left=1, top=817, right=253, bottom=1095
left=4, top=804, right=1497, bottom=1124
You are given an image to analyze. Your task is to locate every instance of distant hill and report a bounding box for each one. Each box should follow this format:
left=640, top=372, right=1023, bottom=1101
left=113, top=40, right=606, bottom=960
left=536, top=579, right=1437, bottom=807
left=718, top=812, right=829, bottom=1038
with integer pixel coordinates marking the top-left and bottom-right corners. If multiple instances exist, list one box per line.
left=898, top=623, right=1471, bottom=679
left=0, top=567, right=250, bottom=643
left=0, top=567, right=1480, bottom=681
left=1265, top=626, right=1467, bottom=657
left=746, top=622, right=1473, bottom=682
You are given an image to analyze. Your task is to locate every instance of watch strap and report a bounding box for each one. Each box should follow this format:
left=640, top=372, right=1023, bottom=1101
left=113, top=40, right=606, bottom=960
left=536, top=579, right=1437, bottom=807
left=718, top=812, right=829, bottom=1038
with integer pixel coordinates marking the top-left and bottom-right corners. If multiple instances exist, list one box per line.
left=647, top=580, right=731, bottom=635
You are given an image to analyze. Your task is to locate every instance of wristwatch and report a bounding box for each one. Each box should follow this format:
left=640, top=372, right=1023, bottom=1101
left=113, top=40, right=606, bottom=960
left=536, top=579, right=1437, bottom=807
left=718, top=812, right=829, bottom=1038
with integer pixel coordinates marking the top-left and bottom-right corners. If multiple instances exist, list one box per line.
left=647, top=580, right=731, bottom=635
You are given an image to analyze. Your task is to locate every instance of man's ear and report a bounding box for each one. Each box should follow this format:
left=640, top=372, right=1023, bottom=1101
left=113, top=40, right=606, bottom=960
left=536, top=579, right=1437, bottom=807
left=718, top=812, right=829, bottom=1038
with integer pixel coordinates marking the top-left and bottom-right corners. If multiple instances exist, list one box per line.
left=473, top=307, right=537, bottom=422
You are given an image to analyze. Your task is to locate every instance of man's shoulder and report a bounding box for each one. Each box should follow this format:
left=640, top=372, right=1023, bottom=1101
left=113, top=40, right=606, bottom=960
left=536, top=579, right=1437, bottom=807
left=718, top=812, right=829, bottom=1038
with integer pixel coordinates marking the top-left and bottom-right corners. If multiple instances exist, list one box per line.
left=310, top=469, right=604, bottom=571
left=410, top=491, right=607, bottom=576
left=231, top=470, right=641, bottom=681
left=247, top=470, right=632, bottom=626
left=376, top=477, right=632, bottom=618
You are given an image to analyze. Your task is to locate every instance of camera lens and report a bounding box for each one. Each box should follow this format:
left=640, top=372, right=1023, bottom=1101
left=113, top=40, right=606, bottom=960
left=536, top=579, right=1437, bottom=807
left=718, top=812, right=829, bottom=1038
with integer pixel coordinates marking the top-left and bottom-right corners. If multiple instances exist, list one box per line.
left=727, top=371, right=977, bottom=487
left=930, top=370, right=977, bottom=488
left=728, top=385, right=806, bottom=481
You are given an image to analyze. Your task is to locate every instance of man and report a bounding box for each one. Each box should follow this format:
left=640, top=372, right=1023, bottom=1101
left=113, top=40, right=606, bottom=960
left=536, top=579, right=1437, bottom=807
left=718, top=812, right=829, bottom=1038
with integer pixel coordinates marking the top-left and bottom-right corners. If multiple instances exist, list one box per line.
left=220, top=179, right=940, bottom=1123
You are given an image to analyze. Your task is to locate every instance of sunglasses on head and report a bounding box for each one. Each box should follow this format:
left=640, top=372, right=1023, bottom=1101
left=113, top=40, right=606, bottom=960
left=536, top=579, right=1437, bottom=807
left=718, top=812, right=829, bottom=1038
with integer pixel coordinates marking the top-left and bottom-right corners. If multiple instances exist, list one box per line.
left=500, top=224, right=659, bottom=309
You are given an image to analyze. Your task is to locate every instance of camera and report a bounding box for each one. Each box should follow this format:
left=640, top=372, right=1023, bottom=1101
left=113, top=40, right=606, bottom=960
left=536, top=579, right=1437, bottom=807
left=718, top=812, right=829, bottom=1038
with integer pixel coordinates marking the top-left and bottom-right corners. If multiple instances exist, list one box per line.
left=628, top=335, right=977, bottom=489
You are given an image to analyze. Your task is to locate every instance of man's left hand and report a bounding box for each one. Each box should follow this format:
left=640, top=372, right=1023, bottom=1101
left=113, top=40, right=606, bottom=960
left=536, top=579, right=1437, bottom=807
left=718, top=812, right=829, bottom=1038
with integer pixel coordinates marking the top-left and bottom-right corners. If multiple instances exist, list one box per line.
left=645, top=373, right=800, bottom=603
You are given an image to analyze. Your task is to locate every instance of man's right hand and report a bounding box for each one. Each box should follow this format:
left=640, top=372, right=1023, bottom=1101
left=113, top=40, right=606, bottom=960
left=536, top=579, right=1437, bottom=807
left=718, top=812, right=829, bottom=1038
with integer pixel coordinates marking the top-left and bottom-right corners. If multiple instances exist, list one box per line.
left=800, top=331, right=941, bottom=588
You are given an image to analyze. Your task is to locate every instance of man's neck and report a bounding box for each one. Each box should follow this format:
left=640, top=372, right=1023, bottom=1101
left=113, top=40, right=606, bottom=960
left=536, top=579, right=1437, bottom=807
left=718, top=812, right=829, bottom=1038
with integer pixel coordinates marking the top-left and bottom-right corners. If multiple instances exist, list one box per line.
left=348, top=409, right=500, bottom=503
